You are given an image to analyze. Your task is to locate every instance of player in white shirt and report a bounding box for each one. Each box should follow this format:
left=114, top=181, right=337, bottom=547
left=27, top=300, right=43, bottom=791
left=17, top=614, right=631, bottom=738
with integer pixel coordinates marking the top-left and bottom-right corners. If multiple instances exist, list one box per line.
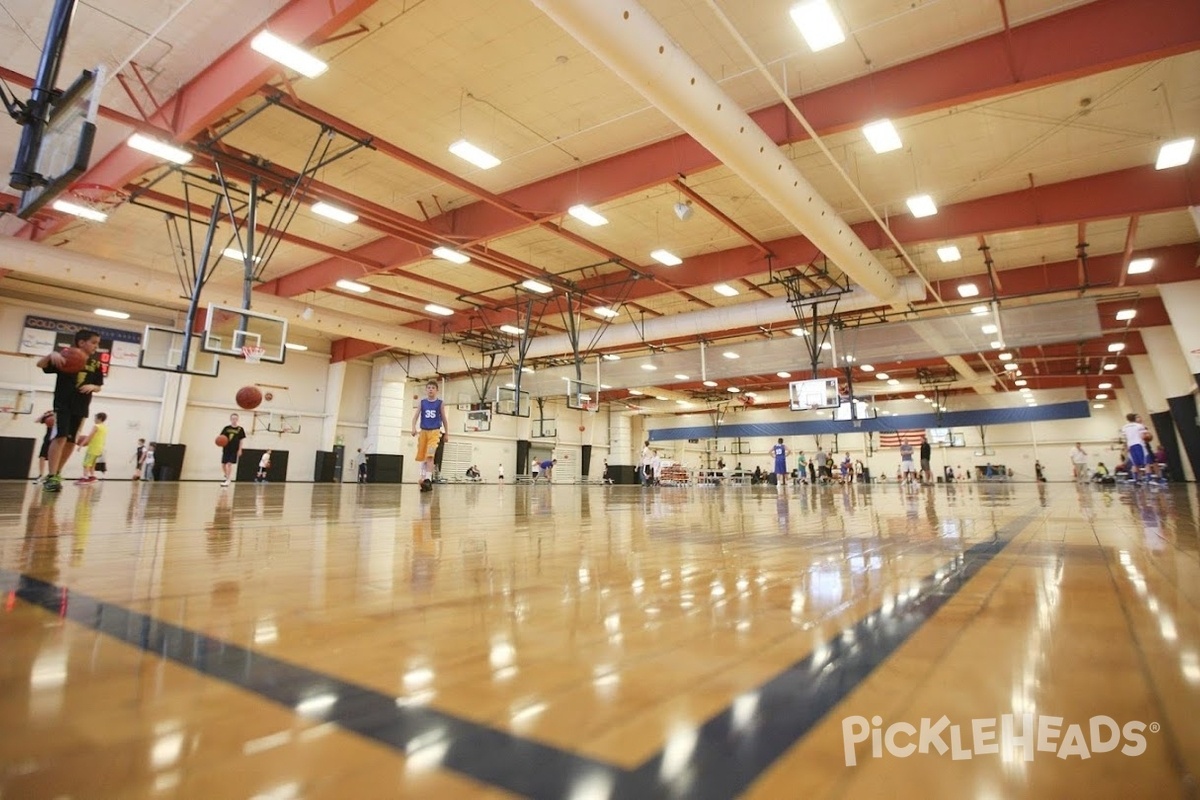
left=1069, top=443, right=1089, bottom=483
left=1120, top=413, right=1151, bottom=484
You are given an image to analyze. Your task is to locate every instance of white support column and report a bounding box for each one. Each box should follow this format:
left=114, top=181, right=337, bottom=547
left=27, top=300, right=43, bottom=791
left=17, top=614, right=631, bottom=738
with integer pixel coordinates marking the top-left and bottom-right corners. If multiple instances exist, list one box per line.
left=157, top=372, right=192, bottom=444
left=1141, top=326, right=1196, bottom=399
left=1159, top=279, right=1200, bottom=383
left=608, top=410, right=634, bottom=465
left=1128, top=355, right=1166, bottom=413
left=365, top=357, right=407, bottom=455
left=321, top=361, right=347, bottom=450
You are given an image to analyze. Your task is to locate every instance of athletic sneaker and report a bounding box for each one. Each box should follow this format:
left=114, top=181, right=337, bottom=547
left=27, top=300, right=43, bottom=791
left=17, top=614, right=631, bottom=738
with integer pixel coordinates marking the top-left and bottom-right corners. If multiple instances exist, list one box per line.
left=221, top=479, right=231, bottom=487
left=42, top=476, right=62, bottom=493
left=420, top=479, right=432, bottom=492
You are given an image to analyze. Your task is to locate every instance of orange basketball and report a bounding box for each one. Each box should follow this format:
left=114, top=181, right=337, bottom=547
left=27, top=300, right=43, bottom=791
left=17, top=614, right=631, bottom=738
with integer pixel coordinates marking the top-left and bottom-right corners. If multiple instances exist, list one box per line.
left=216, top=434, right=229, bottom=447
left=59, top=346, right=87, bottom=373
left=236, top=385, right=263, bottom=410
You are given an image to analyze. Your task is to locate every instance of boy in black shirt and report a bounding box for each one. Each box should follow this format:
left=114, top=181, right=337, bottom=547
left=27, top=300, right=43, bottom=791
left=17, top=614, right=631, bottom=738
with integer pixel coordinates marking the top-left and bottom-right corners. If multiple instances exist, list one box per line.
left=218, top=413, right=247, bottom=487
left=36, top=330, right=103, bottom=493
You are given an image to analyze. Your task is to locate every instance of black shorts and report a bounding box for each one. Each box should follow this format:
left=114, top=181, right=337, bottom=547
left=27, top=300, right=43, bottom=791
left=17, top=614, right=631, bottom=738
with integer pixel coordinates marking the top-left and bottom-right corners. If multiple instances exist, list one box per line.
left=51, top=409, right=85, bottom=442
left=39, top=431, right=52, bottom=459
left=222, top=445, right=239, bottom=465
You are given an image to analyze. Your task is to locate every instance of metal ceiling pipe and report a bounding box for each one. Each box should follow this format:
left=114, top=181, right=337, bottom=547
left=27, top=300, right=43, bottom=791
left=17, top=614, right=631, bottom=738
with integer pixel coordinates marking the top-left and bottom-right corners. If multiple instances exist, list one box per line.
left=528, top=0, right=903, bottom=306
left=520, top=276, right=925, bottom=360
left=0, top=237, right=462, bottom=359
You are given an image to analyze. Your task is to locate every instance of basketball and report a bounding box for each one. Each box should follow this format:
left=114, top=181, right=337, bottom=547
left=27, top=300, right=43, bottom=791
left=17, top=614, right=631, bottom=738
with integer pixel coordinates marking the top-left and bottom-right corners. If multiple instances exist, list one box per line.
left=236, top=385, right=263, bottom=410
left=579, top=425, right=586, bottom=432
left=216, top=435, right=229, bottom=447
left=59, top=347, right=87, bottom=373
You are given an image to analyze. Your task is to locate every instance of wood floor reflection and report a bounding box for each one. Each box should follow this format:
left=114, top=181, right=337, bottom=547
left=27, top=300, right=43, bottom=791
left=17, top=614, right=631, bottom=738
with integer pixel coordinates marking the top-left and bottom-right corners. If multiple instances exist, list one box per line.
left=1, top=479, right=1197, bottom=798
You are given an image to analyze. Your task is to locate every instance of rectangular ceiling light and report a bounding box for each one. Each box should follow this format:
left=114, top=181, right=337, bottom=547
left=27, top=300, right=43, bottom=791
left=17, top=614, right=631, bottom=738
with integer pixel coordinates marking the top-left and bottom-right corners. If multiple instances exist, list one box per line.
left=127, top=133, right=192, bottom=164
left=222, top=247, right=260, bottom=262
left=789, top=0, right=845, bottom=52
left=957, top=283, right=980, bottom=298
left=1155, top=137, right=1195, bottom=170
left=650, top=249, right=682, bottom=266
left=981, top=323, right=998, bottom=334
left=335, top=279, right=370, bottom=293
left=862, top=119, right=902, bottom=154
left=1115, top=309, right=1137, bottom=321
left=449, top=139, right=500, bottom=170
left=971, top=304, right=989, bottom=314
left=432, top=246, right=470, bottom=264
left=250, top=31, right=328, bottom=78
left=567, top=204, right=608, bottom=226
left=1127, top=258, right=1153, bottom=274
left=1107, top=342, right=1126, bottom=352
left=499, top=324, right=524, bottom=335
left=593, top=306, right=619, bottom=318
left=312, top=201, right=358, bottom=224
left=713, top=283, right=739, bottom=297
left=424, top=303, right=454, bottom=316
left=601, top=353, right=621, bottom=361
left=906, top=194, right=938, bottom=218
left=936, top=245, right=961, bottom=262
left=52, top=199, right=107, bottom=222
left=94, top=308, right=129, bottom=319
left=521, top=279, right=553, bottom=294
left=284, top=342, right=308, bottom=351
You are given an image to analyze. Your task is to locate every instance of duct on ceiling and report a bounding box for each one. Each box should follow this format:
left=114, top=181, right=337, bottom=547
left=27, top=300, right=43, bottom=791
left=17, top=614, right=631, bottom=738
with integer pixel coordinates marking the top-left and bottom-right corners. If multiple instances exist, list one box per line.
left=528, top=0, right=903, bottom=306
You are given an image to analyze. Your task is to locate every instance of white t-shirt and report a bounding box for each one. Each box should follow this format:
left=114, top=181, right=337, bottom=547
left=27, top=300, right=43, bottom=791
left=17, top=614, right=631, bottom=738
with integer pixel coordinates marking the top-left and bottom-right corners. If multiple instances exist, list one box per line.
left=1070, top=447, right=1087, bottom=465
left=1121, top=422, right=1147, bottom=448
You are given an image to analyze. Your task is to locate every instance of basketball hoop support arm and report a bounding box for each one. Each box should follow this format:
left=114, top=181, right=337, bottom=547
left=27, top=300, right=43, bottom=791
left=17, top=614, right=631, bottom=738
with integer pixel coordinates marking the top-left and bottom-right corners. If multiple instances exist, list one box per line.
left=178, top=196, right=223, bottom=371
left=9, top=0, right=78, bottom=191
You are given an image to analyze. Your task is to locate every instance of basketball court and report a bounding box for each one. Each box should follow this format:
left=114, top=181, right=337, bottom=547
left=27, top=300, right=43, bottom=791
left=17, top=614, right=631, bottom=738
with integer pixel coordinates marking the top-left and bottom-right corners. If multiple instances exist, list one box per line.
left=1, top=479, right=1198, bottom=798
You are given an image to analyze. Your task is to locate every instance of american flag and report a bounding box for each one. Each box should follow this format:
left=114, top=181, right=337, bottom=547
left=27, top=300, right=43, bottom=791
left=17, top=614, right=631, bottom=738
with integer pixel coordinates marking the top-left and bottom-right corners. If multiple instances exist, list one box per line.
left=877, top=429, right=925, bottom=448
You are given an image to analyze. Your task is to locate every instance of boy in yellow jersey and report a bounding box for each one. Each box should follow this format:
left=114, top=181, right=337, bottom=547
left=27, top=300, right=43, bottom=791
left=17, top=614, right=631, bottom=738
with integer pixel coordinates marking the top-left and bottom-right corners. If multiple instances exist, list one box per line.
left=76, top=412, right=108, bottom=484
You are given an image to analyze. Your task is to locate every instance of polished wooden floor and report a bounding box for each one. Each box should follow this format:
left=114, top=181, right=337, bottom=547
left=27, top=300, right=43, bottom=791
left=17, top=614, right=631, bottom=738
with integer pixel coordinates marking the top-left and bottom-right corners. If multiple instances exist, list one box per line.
left=1, top=478, right=1198, bottom=799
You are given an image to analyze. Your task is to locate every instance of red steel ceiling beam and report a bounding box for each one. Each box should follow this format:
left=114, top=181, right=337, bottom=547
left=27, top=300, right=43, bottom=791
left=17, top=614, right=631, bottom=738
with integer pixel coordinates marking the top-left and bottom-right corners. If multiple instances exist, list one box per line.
left=15, top=0, right=380, bottom=243
left=332, top=337, right=391, bottom=363
left=270, top=0, right=1198, bottom=288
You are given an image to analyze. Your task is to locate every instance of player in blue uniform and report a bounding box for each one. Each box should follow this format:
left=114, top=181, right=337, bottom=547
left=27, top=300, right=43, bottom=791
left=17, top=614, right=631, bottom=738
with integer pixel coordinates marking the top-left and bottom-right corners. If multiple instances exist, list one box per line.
left=410, top=381, right=448, bottom=492
left=771, top=438, right=791, bottom=486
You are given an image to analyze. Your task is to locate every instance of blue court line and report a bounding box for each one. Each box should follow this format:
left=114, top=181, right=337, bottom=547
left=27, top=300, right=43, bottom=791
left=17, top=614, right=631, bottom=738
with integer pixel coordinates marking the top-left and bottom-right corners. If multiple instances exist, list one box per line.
left=0, top=510, right=1035, bottom=798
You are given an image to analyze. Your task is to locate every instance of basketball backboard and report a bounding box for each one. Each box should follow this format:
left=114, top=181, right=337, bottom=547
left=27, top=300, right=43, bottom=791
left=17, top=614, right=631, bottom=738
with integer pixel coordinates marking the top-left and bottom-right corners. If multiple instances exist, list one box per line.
left=201, top=304, right=288, bottom=363
left=495, top=386, right=531, bottom=418
left=464, top=408, right=492, bottom=432
left=17, top=68, right=102, bottom=219
left=566, top=378, right=599, bottom=412
left=139, top=326, right=220, bottom=377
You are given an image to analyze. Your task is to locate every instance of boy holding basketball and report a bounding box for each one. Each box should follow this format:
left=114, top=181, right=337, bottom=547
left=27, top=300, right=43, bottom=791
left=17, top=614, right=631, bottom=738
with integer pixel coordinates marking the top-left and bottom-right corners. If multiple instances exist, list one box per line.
left=36, top=329, right=103, bottom=493
left=410, top=381, right=448, bottom=492
left=218, top=413, right=247, bottom=487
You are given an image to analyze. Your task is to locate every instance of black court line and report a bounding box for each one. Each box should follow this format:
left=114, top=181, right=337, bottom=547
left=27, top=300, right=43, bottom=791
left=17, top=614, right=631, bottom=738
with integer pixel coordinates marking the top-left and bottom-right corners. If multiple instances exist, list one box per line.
left=0, top=510, right=1036, bottom=798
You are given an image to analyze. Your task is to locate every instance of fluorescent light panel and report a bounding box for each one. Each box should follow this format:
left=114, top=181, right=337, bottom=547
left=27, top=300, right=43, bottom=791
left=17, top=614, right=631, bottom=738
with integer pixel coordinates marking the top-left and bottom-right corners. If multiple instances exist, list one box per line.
left=594, top=306, right=619, bottom=319
left=862, top=119, right=902, bottom=154
left=127, top=133, right=192, bottom=164
left=777, top=371, right=791, bottom=378
left=312, top=201, right=357, bottom=224
left=94, top=308, right=129, bottom=319
left=1127, top=258, right=1153, bottom=274
left=251, top=31, right=328, bottom=78
left=1115, top=309, right=1136, bottom=321
left=335, top=279, right=370, bottom=293
left=284, top=342, right=308, bottom=351
left=51, top=199, right=106, bottom=222
left=448, top=139, right=500, bottom=170
left=424, top=303, right=453, bottom=316
left=957, top=283, right=979, bottom=298
left=789, top=0, right=845, bottom=52
left=222, top=247, right=260, bottom=262
left=521, top=279, right=553, bottom=294
left=567, top=204, right=608, bottom=226
left=499, top=325, right=524, bottom=335
left=650, top=249, right=682, bottom=266
left=713, top=283, right=739, bottom=297
left=432, top=246, right=470, bottom=264
left=937, top=245, right=961, bottom=262
left=971, top=304, right=989, bottom=315
left=906, top=194, right=937, bottom=218
left=601, top=353, right=620, bottom=361
left=1155, top=137, right=1195, bottom=170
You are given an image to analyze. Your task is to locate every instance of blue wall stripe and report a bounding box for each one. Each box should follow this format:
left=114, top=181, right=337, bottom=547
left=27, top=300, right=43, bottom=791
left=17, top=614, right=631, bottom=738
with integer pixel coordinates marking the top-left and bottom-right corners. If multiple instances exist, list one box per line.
left=0, top=506, right=1035, bottom=799
left=649, top=400, right=1090, bottom=442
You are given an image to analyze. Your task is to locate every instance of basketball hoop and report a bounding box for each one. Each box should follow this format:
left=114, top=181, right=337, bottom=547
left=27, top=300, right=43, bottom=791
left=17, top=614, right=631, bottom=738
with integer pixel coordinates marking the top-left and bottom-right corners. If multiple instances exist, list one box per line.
left=52, top=182, right=127, bottom=222
left=242, top=345, right=266, bottom=363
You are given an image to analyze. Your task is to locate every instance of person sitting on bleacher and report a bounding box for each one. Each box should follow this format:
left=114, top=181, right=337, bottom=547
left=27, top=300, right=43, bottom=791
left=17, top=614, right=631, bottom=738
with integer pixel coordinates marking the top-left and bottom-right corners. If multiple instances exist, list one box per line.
left=1092, top=462, right=1114, bottom=484
left=465, top=465, right=481, bottom=481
